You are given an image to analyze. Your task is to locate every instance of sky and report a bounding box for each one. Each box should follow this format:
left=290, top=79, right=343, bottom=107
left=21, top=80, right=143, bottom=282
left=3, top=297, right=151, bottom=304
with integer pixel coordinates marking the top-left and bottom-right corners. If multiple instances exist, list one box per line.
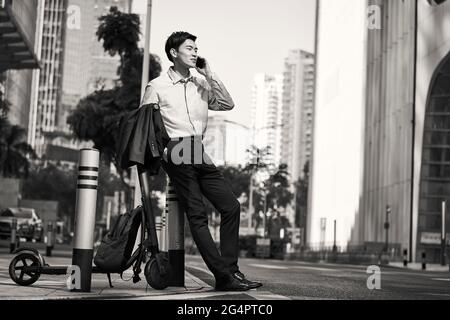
left=132, top=0, right=316, bottom=126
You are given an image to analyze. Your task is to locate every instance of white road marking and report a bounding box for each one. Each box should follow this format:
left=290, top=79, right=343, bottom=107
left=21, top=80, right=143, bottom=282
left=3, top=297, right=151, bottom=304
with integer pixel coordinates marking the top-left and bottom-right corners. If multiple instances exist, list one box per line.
left=185, top=269, right=211, bottom=288
left=292, top=266, right=334, bottom=272
left=186, top=264, right=214, bottom=277
left=129, top=291, right=249, bottom=300
left=31, top=280, right=63, bottom=285
left=247, top=264, right=289, bottom=270
left=425, top=293, right=450, bottom=297
left=246, top=290, right=291, bottom=300
left=248, top=263, right=332, bottom=272
left=431, top=278, right=450, bottom=282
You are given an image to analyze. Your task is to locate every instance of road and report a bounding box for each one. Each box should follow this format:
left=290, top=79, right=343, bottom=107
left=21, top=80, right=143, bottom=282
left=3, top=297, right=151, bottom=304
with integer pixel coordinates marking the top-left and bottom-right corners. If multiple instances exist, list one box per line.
left=185, top=255, right=450, bottom=300
left=1, top=241, right=449, bottom=300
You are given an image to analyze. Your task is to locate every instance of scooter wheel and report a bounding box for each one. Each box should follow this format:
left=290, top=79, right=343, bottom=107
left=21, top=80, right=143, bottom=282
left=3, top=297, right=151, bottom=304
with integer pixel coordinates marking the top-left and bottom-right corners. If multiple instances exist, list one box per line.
left=9, top=252, right=41, bottom=286
left=144, top=257, right=170, bottom=290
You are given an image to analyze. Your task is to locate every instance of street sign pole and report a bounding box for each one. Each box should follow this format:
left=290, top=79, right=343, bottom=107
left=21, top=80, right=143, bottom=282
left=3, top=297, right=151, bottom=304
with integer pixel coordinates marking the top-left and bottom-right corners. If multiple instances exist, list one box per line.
left=384, top=205, right=391, bottom=253
left=441, top=200, right=446, bottom=266
left=332, top=220, right=337, bottom=253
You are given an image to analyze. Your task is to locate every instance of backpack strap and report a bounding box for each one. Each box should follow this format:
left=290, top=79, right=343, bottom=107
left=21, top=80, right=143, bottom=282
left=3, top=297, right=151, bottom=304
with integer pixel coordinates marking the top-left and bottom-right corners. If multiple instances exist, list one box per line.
left=132, top=255, right=142, bottom=284
left=107, top=273, right=114, bottom=288
left=131, top=230, right=147, bottom=283
left=131, top=207, right=148, bottom=283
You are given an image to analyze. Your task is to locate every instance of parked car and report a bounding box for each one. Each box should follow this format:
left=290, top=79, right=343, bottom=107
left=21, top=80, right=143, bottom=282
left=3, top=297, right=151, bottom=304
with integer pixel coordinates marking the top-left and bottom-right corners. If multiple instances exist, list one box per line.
left=0, top=208, right=44, bottom=242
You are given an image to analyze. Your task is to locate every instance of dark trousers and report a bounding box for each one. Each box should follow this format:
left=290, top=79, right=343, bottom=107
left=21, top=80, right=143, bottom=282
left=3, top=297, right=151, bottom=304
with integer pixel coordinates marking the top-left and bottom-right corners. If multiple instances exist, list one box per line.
left=161, top=139, right=240, bottom=281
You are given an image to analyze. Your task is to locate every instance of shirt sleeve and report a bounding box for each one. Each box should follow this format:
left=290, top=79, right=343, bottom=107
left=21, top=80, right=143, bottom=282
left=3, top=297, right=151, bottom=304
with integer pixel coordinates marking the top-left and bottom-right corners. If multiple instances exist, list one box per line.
left=206, top=73, right=235, bottom=111
left=140, top=83, right=159, bottom=107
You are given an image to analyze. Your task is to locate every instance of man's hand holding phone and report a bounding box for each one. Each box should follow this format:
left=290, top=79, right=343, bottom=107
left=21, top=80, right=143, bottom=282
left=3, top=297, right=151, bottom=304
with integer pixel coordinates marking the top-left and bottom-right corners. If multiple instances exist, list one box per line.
left=195, top=56, right=212, bottom=79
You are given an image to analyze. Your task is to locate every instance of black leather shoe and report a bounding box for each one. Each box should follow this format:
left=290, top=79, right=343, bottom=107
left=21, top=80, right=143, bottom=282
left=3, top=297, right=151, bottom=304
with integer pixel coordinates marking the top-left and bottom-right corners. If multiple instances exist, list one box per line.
left=232, top=271, right=263, bottom=289
left=215, top=276, right=251, bottom=291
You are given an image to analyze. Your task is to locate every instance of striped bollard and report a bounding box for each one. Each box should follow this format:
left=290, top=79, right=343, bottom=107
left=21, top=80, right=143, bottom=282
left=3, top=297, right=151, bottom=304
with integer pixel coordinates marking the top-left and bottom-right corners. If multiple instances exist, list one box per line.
left=10, top=217, right=18, bottom=253
left=166, top=179, right=185, bottom=286
left=164, top=214, right=169, bottom=252
left=155, top=216, right=163, bottom=248
left=46, top=222, right=54, bottom=257
left=72, top=149, right=99, bottom=292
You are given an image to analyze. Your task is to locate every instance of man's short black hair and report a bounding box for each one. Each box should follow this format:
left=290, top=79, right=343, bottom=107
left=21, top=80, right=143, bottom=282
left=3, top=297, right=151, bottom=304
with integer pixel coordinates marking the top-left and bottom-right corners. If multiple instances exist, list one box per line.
left=165, top=31, right=197, bottom=62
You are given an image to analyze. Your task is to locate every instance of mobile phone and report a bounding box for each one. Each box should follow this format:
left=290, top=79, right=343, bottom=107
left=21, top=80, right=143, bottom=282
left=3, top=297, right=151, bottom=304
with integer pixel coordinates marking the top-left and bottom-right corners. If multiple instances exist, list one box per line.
left=196, top=57, right=206, bottom=69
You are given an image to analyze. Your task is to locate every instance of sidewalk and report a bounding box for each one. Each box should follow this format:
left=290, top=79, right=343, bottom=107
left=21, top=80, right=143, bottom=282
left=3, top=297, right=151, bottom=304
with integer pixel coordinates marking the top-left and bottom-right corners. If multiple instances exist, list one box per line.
left=0, top=252, right=217, bottom=300
left=388, top=261, right=450, bottom=272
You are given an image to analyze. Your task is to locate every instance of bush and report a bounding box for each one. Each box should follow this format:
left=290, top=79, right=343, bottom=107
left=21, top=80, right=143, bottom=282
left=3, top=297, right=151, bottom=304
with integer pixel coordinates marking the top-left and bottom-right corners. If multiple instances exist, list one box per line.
left=239, top=235, right=257, bottom=257
left=270, top=238, right=286, bottom=259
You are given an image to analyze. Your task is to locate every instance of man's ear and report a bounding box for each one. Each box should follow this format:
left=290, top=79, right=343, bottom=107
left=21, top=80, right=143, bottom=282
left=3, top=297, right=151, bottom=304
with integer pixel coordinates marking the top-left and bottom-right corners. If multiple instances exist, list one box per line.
left=170, top=48, right=178, bottom=59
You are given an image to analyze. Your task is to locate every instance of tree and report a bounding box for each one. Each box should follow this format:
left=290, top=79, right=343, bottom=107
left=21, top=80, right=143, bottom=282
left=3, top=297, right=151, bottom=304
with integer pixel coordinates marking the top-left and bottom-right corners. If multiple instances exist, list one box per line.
left=96, top=6, right=140, bottom=61
left=251, top=163, right=293, bottom=230
left=67, top=7, right=166, bottom=216
left=21, top=164, right=77, bottom=219
left=68, top=7, right=162, bottom=171
left=243, top=145, right=271, bottom=174
left=67, top=88, right=122, bottom=166
left=192, top=166, right=250, bottom=221
left=21, top=161, right=139, bottom=223
left=242, top=145, right=271, bottom=227
left=267, top=212, right=291, bottom=240
left=294, top=161, right=310, bottom=228
left=0, top=98, right=35, bottom=178
left=67, top=7, right=164, bottom=204
left=265, top=163, right=294, bottom=211
left=219, top=165, right=251, bottom=201
left=241, top=146, right=294, bottom=232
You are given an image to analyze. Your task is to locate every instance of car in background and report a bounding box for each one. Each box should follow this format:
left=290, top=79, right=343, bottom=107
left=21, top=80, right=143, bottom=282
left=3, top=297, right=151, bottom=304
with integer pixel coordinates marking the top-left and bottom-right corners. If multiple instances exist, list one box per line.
left=0, top=208, right=44, bottom=242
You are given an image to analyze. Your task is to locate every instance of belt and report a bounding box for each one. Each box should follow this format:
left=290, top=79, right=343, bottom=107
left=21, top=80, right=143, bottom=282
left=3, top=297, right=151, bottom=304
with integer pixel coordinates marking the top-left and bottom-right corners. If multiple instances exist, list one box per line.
left=170, top=135, right=204, bottom=142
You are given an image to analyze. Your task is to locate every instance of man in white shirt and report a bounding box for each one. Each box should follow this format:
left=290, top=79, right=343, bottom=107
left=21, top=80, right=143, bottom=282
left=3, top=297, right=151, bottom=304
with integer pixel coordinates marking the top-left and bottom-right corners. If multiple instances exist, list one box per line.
left=141, top=31, right=262, bottom=291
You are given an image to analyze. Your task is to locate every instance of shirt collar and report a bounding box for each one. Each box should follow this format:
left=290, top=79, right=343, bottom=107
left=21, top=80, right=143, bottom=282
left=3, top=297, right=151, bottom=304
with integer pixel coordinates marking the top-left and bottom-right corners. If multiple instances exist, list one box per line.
left=167, top=67, right=193, bottom=84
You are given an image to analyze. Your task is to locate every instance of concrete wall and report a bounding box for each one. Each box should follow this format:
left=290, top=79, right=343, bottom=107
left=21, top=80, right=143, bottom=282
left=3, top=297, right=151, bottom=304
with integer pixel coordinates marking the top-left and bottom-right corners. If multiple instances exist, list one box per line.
left=309, top=0, right=450, bottom=262
left=308, top=0, right=367, bottom=249
left=352, top=0, right=416, bottom=257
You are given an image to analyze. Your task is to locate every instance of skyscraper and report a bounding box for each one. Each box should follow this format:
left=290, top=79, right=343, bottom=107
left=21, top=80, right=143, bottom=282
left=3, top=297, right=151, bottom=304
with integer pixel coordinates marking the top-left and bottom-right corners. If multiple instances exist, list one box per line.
left=29, top=0, right=131, bottom=159
left=280, top=50, right=315, bottom=183
left=29, top=0, right=66, bottom=156
left=250, top=73, right=283, bottom=169
left=0, top=0, right=41, bottom=208
left=1, top=0, right=40, bottom=132
left=59, top=0, right=130, bottom=133
left=309, top=0, right=447, bottom=263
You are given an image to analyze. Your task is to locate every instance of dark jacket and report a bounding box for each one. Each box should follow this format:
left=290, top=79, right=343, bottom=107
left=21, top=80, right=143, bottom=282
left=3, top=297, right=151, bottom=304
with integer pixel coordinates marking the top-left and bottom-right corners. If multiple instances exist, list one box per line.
left=116, top=103, right=170, bottom=175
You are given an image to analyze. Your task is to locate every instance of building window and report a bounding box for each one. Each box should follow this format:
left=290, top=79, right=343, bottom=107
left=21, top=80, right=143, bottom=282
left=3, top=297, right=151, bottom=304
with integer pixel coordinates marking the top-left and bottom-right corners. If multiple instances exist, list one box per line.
left=419, top=53, right=450, bottom=242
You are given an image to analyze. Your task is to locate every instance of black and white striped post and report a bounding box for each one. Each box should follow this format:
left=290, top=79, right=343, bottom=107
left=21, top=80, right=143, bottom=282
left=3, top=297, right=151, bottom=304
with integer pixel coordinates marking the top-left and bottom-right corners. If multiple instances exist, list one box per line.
left=165, top=179, right=185, bottom=287
left=162, top=212, right=167, bottom=251
left=9, top=217, right=18, bottom=253
left=71, top=149, right=99, bottom=292
left=156, top=216, right=163, bottom=248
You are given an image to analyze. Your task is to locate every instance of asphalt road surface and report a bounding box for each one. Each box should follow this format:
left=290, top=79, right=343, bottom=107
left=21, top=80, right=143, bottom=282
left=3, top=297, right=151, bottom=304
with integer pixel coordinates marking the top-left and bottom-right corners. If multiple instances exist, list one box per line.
left=1, top=241, right=449, bottom=300
left=185, top=255, right=450, bottom=300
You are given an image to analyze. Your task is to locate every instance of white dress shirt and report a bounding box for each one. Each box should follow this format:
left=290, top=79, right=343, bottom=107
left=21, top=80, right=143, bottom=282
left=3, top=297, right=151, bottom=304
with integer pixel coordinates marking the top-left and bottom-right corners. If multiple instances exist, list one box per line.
left=140, top=67, right=234, bottom=139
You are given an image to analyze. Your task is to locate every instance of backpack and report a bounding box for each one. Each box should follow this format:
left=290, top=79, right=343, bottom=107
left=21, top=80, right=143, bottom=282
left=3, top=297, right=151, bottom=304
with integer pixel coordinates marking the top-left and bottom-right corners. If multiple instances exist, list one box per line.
left=94, top=206, right=144, bottom=286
